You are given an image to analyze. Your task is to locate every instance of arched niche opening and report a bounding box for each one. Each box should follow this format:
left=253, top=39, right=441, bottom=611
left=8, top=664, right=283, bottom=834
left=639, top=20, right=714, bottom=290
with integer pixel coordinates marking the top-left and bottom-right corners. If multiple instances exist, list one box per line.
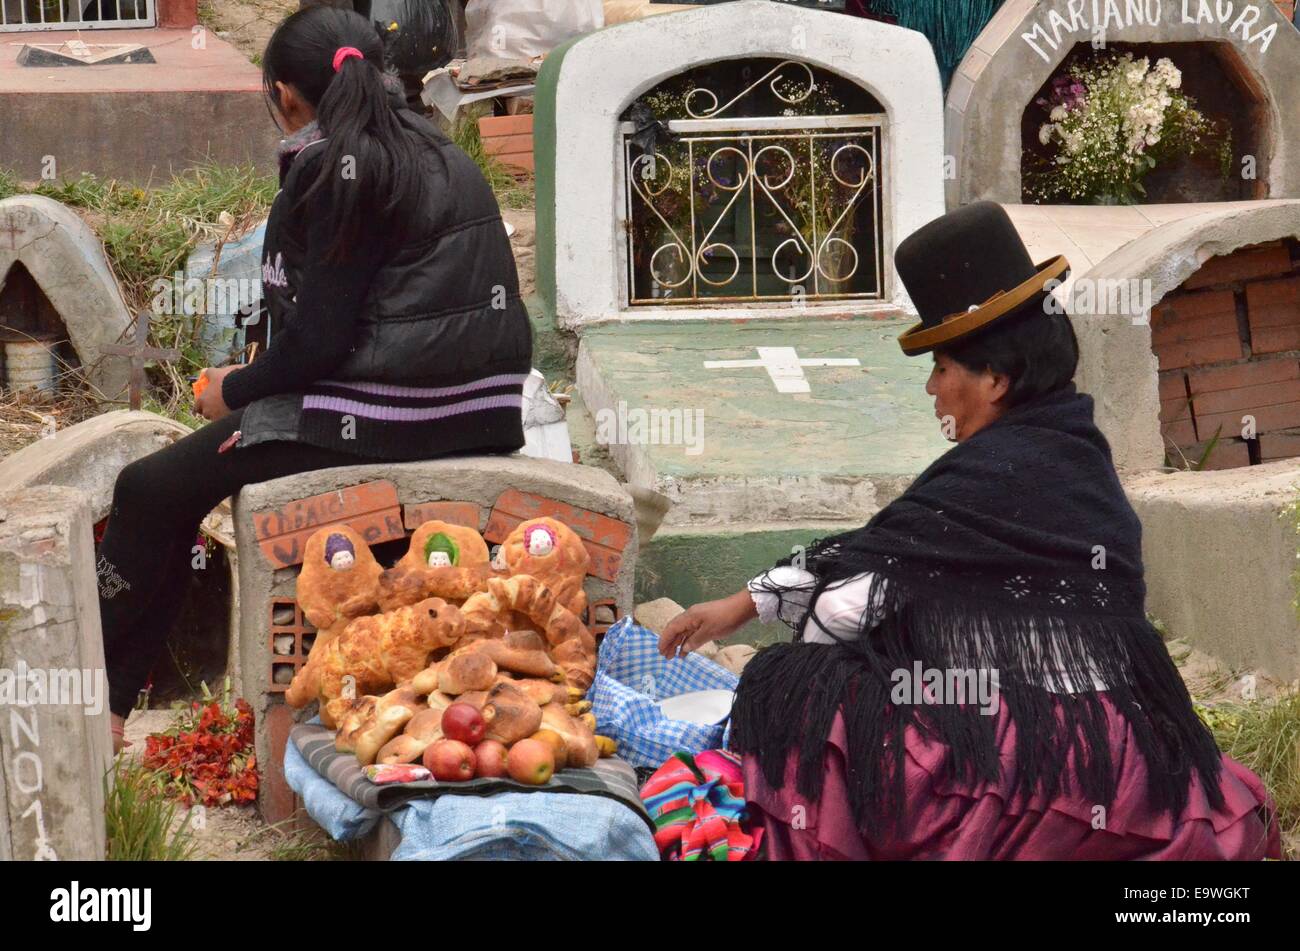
left=0, top=261, right=81, bottom=395
left=1152, top=237, right=1300, bottom=469
left=1019, top=41, right=1270, bottom=204
left=619, top=58, right=888, bottom=306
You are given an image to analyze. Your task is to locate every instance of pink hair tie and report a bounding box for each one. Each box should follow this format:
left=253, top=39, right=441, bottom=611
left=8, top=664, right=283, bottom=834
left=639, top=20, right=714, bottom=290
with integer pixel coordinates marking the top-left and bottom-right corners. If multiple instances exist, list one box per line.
left=332, top=46, right=363, bottom=72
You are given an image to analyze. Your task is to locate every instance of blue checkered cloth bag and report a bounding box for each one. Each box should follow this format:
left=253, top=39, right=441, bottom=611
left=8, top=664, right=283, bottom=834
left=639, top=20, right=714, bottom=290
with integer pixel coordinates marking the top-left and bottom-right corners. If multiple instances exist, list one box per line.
left=589, top=617, right=739, bottom=768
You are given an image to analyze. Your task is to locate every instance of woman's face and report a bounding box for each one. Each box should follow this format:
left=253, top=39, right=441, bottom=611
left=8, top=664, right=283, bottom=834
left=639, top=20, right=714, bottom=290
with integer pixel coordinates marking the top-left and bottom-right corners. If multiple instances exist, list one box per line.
left=925, top=352, right=1010, bottom=442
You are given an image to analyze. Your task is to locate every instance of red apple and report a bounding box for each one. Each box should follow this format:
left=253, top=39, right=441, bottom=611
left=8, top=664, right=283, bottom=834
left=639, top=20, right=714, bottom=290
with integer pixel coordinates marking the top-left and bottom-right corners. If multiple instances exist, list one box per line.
left=473, top=739, right=509, bottom=778
left=441, top=702, right=487, bottom=745
left=423, top=739, right=476, bottom=782
left=507, top=738, right=555, bottom=786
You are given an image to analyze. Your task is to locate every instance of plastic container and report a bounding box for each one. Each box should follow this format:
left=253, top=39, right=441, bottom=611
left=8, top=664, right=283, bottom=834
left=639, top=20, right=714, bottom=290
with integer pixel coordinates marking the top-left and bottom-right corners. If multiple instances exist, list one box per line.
left=4, top=338, right=58, bottom=393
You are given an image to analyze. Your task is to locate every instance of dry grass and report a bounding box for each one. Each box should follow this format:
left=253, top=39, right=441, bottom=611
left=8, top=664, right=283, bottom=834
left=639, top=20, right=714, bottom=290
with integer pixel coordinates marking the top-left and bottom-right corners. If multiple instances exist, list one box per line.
left=0, top=388, right=105, bottom=455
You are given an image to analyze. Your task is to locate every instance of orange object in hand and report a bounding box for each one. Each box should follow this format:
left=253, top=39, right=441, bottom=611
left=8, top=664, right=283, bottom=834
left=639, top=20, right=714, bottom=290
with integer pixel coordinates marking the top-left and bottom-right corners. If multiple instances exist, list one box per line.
left=192, top=371, right=209, bottom=399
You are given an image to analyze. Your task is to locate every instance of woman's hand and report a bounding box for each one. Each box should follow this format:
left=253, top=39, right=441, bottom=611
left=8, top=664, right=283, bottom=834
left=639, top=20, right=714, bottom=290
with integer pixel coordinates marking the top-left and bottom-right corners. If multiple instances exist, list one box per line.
left=658, top=590, right=757, bottom=659
left=194, top=365, right=242, bottom=421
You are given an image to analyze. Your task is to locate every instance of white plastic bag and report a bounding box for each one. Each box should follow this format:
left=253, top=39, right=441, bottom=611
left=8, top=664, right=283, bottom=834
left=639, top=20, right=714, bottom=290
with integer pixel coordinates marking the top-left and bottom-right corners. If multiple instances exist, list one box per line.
left=465, top=0, right=604, bottom=60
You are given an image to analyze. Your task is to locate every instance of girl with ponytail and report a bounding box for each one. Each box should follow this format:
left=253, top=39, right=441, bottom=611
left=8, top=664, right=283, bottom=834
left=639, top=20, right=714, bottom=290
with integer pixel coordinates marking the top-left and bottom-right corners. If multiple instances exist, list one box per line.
left=97, top=5, right=532, bottom=751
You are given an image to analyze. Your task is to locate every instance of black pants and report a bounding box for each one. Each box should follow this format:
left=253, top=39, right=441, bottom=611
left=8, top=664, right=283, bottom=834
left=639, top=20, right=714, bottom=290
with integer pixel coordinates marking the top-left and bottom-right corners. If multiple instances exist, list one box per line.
left=98, top=408, right=366, bottom=717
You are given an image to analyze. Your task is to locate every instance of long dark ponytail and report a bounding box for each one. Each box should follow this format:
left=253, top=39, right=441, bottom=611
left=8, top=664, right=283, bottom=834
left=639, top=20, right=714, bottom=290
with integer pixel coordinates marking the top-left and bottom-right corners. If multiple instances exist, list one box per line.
left=262, top=5, right=438, bottom=262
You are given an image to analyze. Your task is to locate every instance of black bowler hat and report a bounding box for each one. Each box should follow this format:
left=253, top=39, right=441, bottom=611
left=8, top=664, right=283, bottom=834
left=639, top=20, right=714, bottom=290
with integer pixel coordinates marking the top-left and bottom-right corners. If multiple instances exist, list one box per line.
left=894, top=202, right=1070, bottom=356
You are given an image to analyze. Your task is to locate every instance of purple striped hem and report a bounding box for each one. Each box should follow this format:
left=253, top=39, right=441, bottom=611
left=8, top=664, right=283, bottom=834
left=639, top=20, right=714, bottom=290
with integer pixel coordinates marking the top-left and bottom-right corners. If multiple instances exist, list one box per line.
left=313, top=374, right=530, bottom=399
left=302, top=393, right=523, bottom=422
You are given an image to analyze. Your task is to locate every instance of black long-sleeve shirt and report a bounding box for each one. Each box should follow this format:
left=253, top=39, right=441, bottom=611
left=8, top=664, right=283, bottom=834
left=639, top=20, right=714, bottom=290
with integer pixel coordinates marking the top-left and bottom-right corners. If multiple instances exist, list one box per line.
left=223, top=193, right=386, bottom=410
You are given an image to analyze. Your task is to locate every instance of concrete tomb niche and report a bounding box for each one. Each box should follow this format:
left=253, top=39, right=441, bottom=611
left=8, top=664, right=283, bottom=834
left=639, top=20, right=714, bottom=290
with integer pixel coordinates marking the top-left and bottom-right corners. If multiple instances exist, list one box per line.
left=0, top=195, right=131, bottom=401
left=946, top=0, right=1300, bottom=207
left=0, top=410, right=193, bottom=524
left=1062, top=198, right=1300, bottom=473
left=535, top=0, right=946, bottom=325
left=535, top=0, right=952, bottom=629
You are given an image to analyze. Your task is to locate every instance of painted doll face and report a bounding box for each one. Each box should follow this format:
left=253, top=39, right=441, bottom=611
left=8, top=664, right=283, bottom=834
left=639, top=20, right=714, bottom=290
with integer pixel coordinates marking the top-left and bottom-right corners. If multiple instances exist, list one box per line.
left=423, top=532, right=459, bottom=569
left=324, top=533, right=356, bottom=571
left=525, top=526, right=557, bottom=557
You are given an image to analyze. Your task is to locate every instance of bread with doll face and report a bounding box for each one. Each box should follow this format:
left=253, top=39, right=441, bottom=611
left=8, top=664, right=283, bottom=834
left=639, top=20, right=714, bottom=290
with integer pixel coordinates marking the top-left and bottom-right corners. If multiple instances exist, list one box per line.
left=375, top=520, right=494, bottom=611
left=295, top=525, right=384, bottom=629
left=499, top=517, right=590, bottom=619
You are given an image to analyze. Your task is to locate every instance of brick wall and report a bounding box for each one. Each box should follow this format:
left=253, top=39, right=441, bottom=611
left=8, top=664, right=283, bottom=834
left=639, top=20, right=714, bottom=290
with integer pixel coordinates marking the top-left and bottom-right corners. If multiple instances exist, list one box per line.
left=1154, top=238, right=1300, bottom=469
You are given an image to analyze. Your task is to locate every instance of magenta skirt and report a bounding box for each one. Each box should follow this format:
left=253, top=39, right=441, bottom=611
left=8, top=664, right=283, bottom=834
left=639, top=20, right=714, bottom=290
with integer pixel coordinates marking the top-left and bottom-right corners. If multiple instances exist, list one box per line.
left=744, top=697, right=1281, bottom=860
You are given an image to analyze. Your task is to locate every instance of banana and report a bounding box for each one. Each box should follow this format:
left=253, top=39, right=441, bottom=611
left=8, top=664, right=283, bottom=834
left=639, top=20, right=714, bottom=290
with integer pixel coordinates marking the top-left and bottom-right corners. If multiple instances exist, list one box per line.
left=565, top=700, right=592, bottom=716
left=594, top=735, right=617, bottom=757
left=579, top=712, right=597, bottom=732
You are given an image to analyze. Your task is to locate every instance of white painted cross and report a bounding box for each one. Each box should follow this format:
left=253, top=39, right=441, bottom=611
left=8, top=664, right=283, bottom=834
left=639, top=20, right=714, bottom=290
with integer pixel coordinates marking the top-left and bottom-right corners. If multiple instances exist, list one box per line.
left=703, top=346, right=860, bottom=394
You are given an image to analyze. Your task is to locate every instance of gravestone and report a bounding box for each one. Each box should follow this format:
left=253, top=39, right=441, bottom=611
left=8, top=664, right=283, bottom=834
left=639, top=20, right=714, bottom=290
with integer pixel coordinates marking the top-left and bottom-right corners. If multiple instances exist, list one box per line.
left=946, top=0, right=1300, bottom=206
left=536, top=0, right=950, bottom=627
left=0, top=195, right=132, bottom=401
left=0, top=485, right=113, bottom=861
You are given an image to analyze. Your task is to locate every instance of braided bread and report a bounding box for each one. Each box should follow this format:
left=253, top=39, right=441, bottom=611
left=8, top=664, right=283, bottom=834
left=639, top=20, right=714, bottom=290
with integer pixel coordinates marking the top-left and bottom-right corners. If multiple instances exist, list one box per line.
left=285, top=597, right=466, bottom=708
left=459, top=576, right=595, bottom=688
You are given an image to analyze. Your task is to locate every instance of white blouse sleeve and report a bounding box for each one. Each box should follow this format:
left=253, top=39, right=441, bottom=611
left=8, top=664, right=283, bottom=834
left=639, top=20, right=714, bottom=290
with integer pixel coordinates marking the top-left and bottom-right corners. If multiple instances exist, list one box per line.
left=747, top=565, right=818, bottom=625
left=748, top=567, right=885, bottom=644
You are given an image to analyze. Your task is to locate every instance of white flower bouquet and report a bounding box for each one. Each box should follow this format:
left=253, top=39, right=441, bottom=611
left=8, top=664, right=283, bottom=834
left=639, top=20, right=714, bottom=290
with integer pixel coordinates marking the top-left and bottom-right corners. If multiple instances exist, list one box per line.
left=1024, top=53, right=1232, bottom=205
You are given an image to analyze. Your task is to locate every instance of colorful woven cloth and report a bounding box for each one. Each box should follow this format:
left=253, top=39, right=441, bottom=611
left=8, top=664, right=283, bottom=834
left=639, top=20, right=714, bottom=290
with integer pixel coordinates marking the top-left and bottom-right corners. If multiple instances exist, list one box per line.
left=640, top=750, right=762, bottom=861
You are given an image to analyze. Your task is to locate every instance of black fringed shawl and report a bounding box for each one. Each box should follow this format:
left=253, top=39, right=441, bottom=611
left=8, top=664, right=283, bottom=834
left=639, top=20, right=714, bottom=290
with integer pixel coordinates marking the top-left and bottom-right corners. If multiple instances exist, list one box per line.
left=731, top=384, right=1224, bottom=832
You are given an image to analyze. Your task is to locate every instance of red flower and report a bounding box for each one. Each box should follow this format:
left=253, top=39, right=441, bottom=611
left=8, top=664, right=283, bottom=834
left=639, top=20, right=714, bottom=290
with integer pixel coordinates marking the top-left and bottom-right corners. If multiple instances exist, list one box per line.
left=141, top=689, right=259, bottom=807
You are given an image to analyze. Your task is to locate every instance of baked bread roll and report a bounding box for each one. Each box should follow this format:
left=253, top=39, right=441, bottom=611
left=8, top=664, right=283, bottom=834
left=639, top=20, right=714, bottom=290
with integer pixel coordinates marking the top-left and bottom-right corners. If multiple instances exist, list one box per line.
left=285, top=598, right=465, bottom=708
left=481, top=682, right=543, bottom=745
left=539, top=701, right=600, bottom=769
left=375, top=691, right=455, bottom=764
left=336, top=686, right=423, bottom=766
